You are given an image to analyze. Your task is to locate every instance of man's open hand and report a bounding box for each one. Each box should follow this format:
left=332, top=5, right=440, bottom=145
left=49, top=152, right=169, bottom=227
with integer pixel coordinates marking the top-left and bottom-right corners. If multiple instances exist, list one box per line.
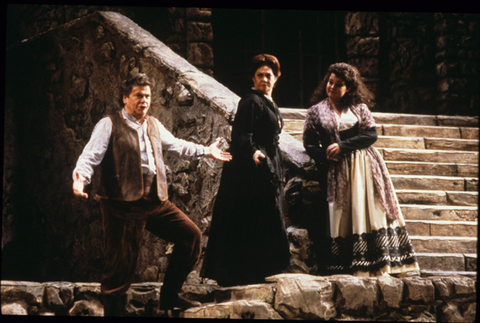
left=73, top=172, right=89, bottom=198
left=209, top=138, right=232, bottom=162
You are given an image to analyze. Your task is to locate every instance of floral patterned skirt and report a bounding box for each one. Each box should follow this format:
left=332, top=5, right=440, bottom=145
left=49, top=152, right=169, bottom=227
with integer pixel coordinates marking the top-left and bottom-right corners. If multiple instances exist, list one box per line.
left=326, top=149, right=419, bottom=276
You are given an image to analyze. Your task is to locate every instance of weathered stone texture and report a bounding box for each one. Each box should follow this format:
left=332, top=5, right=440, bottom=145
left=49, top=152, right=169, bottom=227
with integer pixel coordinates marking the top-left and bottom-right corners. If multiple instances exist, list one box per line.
left=377, top=276, right=404, bottom=309
left=266, top=273, right=337, bottom=320
left=44, top=282, right=75, bottom=315
left=402, top=277, right=436, bottom=304
left=213, top=284, right=275, bottom=304
left=183, top=300, right=283, bottom=320
left=1, top=274, right=477, bottom=320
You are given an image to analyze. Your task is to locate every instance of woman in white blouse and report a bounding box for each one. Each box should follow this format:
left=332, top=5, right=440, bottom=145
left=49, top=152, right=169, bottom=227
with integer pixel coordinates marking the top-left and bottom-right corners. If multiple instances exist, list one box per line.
left=303, top=63, right=420, bottom=277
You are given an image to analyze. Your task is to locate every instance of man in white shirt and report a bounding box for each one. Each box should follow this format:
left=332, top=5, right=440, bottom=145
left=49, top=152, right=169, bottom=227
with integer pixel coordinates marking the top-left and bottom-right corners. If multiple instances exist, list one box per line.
left=73, top=73, right=231, bottom=316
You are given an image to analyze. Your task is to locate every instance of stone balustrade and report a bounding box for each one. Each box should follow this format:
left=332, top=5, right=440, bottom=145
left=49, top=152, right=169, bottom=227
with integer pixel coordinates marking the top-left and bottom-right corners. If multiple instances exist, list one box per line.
left=1, top=273, right=476, bottom=321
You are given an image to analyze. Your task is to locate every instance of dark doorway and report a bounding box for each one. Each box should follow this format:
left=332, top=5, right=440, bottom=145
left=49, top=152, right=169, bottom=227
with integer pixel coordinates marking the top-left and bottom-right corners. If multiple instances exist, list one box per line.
left=211, top=8, right=347, bottom=108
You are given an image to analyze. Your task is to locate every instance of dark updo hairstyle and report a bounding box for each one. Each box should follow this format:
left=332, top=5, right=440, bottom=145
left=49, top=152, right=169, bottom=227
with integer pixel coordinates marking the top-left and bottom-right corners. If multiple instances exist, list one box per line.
left=119, top=73, right=155, bottom=106
left=250, top=54, right=281, bottom=79
left=309, top=62, right=374, bottom=107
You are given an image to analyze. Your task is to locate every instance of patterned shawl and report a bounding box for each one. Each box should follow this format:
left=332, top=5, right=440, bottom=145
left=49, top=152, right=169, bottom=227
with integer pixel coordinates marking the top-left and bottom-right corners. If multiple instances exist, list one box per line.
left=313, top=99, right=399, bottom=221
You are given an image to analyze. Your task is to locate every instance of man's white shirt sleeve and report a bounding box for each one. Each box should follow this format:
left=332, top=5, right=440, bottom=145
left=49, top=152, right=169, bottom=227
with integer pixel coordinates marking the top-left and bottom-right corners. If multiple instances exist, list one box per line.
left=72, top=117, right=112, bottom=185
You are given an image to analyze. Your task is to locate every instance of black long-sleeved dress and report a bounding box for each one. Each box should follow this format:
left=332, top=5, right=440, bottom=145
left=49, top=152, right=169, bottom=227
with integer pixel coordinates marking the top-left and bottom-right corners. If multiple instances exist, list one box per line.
left=200, top=89, right=290, bottom=286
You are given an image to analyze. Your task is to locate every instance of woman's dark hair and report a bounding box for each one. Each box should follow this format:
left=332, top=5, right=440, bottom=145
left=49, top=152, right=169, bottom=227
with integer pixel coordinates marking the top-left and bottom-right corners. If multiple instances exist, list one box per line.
left=309, top=62, right=374, bottom=107
left=119, top=73, right=155, bottom=105
left=250, top=54, right=281, bottom=78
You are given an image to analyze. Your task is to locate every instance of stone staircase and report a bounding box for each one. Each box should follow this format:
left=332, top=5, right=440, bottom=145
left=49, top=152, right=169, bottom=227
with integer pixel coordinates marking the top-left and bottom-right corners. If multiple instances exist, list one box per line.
left=280, top=107, right=478, bottom=276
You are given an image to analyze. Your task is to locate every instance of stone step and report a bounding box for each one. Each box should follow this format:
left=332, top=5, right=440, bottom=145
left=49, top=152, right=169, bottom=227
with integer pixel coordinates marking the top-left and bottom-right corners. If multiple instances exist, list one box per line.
left=287, top=131, right=303, bottom=141
left=282, top=121, right=480, bottom=141
left=385, top=161, right=478, bottom=177
left=377, top=148, right=478, bottom=164
left=372, top=113, right=479, bottom=127
left=279, top=108, right=479, bottom=127
left=400, top=204, right=477, bottom=221
left=419, top=270, right=477, bottom=278
left=380, top=124, right=478, bottom=139
left=415, top=253, right=477, bottom=272
left=374, top=136, right=478, bottom=151
left=410, top=236, right=477, bottom=253
left=424, top=137, right=479, bottom=151
left=285, top=131, right=479, bottom=152
left=396, top=189, right=478, bottom=206
left=405, top=219, right=477, bottom=237
left=390, top=174, right=477, bottom=192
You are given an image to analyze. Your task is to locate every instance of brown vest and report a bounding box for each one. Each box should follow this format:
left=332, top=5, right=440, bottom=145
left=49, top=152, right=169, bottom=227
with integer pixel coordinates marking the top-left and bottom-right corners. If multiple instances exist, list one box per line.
left=97, top=111, right=169, bottom=201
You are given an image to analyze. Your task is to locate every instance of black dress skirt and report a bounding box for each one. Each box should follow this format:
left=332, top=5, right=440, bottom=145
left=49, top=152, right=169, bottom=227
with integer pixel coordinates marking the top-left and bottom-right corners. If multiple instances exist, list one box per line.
left=200, top=89, right=290, bottom=286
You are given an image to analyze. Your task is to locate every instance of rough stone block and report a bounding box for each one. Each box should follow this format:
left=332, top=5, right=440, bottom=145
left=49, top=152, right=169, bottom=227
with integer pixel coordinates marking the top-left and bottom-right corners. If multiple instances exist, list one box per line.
left=186, top=21, right=213, bottom=42
left=401, top=277, right=435, bottom=304
left=346, top=36, right=380, bottom=57
left=464, top=254, right=477, bottom=271
left=182, top=283, right=216, bottom=303
left=416, top=253, right=465, bottom=272
left=345, top=12, right=379, bottom=36
left=330, top=275, right=378, bottom=317
left=438, top=302, right=477, bottom=323
left=396, top=190, right=447, bottom=205
left=186, top=42, right=213, bottom=67
left=44, top=282, right=75, bottom=314
left=446, top=191, right=478, bottom=206
left=377, top=276, right=403, bottom=308
left=183, top=300, right=283, bottom=320
left=1, top=300, right=29, bottom=315
left=1, top=281, right=45, bottom=306
left=126, top=283, right=161, bottom=311
left=465, top=178, right=478, bottom=191
left=214, top=284, right=275, bottom=304
left=266, top=273, right=337, bottom=320
left=68, top=297, right=104, bottom=317
left=74, top=282, right=101, bottom=299
left=460, top=127, right=479, bottom=139
left=405, top=221, right=431, bottom=236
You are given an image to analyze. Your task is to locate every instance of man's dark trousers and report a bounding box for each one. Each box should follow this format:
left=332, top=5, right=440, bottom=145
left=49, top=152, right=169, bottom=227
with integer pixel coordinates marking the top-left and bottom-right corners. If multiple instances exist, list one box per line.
left=99, top=176, right=202, bottom=315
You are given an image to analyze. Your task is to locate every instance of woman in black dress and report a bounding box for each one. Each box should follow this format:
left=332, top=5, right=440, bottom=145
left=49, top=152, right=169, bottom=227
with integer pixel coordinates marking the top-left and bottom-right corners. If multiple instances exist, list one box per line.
left=200, top=54, right=290, bottom=286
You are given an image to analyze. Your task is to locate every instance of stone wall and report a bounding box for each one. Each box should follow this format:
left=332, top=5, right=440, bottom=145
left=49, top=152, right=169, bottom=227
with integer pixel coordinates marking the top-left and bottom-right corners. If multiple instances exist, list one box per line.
left=1, top=273, right=476, bottom=321
left=346, top=11, right=479, bottom=116
left=3, top=11, right=237, bottom=283
left=162, top=7, right=214, bottom=76
left=6, top=5, right=214, bottom=76
left=434, top=13, right=479, bottom=116
left=345, top=11, right=380, bottom=111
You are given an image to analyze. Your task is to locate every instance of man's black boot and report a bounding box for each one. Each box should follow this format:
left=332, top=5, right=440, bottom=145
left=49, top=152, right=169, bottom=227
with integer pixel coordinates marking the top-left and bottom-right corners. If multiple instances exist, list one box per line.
left=103, top=294, right=126, bottom=317
left=160, top=293, right=201, bottom=311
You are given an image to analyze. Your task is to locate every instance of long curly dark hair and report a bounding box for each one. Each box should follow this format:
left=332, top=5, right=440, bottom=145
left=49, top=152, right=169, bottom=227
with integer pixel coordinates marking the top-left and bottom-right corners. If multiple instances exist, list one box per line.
left=309, top=62, right=374, bottom=107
